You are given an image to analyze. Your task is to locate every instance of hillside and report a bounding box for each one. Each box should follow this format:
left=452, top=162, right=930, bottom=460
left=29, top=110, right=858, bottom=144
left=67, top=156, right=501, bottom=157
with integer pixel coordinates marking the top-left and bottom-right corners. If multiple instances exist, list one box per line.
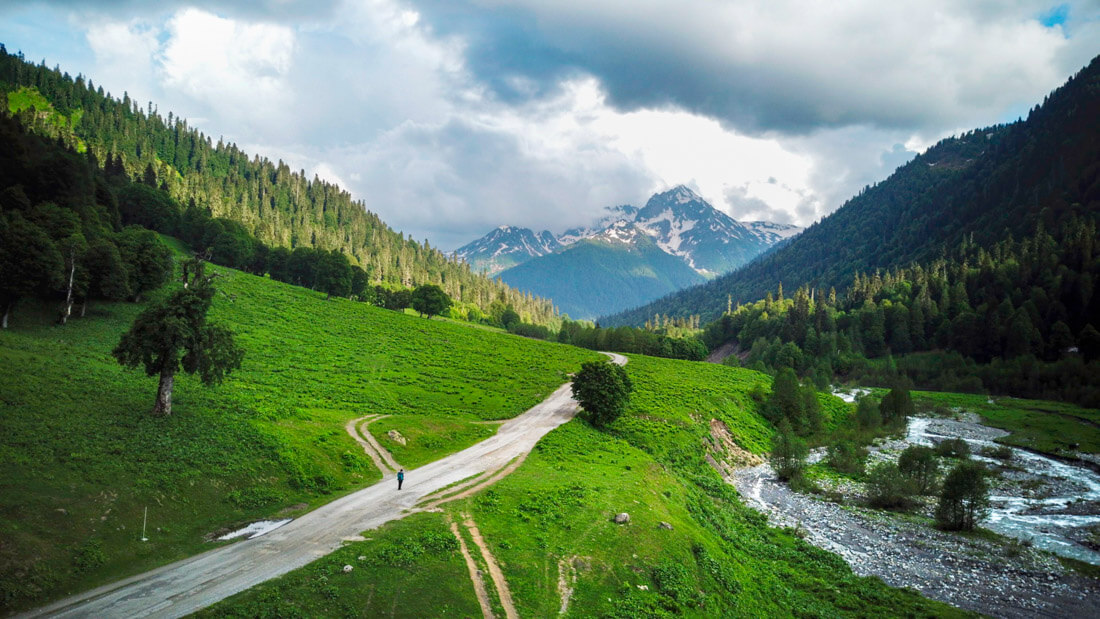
left=499, top=232, right=705, bottom=320
left=0, top=46, right=556, bottom=323
left=0, top=253, right=599, bottom=613
left=604, top=54, right=1100, bottom=326
left=203, top=356, right=959, bottom=617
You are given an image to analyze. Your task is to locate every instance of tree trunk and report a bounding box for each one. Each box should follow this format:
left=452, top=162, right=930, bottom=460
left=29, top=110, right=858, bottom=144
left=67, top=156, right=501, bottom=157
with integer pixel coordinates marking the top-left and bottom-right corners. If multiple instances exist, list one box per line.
left=59, top=252, right=76, bottom=325
left=152, top=369, right=175, bottom=416
left=80, top=300, right=87, bottom=318
left=1, top=300, right=11, bottom=329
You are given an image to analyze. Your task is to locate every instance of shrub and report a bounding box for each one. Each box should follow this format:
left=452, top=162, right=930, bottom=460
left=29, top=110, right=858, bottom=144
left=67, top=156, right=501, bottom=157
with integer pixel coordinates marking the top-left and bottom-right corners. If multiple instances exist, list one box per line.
left=865, top=462, right=917, bottom=509
left=897, top=445, right=939, bottom=494
left=935, top=438, right=971, bottom=459
left=826, top=439, right=867, bottom=476
left=980, top=444, right=1014, bottom=461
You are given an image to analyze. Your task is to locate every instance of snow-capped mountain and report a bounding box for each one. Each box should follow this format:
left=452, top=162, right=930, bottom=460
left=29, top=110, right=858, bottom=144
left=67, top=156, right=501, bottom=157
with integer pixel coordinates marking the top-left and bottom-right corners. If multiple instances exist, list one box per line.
left=558, top=205, right=639, bottom=245
left=744, top=220, right=803, bottom=245
left=554, top=185, right=803, bottom=276
left=452, top=225, right=562, bottom=276
left=454, top=186, right=801, bottom=316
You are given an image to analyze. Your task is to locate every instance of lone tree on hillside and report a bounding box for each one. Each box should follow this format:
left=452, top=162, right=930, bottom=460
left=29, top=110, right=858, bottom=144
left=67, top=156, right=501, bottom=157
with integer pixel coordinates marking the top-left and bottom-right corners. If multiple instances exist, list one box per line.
left=411, top=284, right=452, bottom=318
left=571, top=360, right=632, bottom=428
left=113, top=255, right=244, bottom=416
left=935, top=460, right=989, bottom=531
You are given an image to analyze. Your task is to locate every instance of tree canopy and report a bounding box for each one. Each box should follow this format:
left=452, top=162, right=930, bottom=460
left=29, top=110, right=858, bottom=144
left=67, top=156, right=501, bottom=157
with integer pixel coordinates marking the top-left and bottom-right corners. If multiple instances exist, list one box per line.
left=112, top=256, right=244, bottom=416
left=571, top=360, right=633, bottom=429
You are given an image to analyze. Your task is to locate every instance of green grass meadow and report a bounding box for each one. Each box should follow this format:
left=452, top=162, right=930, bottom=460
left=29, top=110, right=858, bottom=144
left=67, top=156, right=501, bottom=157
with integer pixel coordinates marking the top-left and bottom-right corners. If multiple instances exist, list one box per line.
left=209, top=355, right=963, bottom=618
left=0, top=258, right=598, bottom=612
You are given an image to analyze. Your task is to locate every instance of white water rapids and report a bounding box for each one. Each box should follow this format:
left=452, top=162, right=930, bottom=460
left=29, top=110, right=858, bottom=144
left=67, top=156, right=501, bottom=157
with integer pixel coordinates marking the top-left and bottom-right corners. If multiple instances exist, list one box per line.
left=905, top=416, right=1100, bottom=565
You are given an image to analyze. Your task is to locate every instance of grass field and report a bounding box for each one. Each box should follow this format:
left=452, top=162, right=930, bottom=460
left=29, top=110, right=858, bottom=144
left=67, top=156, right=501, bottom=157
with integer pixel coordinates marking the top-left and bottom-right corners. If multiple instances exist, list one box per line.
left=209, top=355, right=963, bottom=617
left=0, top=257, right=599, bottom=612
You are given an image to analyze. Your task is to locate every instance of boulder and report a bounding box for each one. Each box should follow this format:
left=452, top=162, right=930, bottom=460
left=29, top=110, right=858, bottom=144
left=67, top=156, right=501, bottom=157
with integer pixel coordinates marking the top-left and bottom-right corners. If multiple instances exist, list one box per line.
left=614, top=512, right=630, bottom=524
left=658, top=521, right=673, bottom=530
left=387, top=429, right=407, bottom=446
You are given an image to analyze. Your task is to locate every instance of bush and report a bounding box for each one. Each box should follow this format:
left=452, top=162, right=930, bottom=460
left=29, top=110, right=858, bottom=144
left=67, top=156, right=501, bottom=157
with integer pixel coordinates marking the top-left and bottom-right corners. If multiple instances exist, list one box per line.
left=855, top=396, right=882, bottom=430
left=826, top=439, right=867, bottom=476
left=897, top=445, right=939, bottom=494
left=936, top=461, right=989, bottom=531
left=865, top=462, right=917, bottom=509
left=980, top=444, right=1014, bottom=461
left=935, top=438, right=971, bottom=459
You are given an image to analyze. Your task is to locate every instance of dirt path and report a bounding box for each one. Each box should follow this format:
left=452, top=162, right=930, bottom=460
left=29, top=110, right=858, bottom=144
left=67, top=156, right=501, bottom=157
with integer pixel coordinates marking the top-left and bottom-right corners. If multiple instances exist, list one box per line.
left=23, top=353, right=627, bottom=619
left=448, top=515, right=493, bottom=619
left=462, top=512, right=519, bottom=619
left=345, top=414, right=401, bottom=477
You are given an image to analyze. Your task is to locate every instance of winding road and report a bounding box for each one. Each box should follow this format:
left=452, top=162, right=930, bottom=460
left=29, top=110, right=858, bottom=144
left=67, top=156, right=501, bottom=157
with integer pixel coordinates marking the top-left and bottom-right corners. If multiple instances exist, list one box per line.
left=23, top=353, right=627, bottom=619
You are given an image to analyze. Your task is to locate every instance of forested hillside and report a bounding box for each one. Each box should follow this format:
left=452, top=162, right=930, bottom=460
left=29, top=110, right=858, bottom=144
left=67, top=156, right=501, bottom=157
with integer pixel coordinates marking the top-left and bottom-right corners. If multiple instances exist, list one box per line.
left=702, top=217, right=1100, bottom=405
left=606, top=54, right=1100, bottom=326
left=0, top=45, right=557, bottom=324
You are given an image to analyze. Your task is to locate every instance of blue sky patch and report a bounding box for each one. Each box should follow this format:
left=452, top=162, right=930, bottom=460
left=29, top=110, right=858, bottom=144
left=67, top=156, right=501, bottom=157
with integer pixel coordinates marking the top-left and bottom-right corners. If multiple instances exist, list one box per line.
left=1039, top=4, right=1070, bottom=28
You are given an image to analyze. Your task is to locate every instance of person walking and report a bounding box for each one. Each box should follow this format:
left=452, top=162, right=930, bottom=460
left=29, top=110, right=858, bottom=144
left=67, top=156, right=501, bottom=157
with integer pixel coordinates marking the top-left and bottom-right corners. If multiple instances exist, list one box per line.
left=397, top=469, right=405, bottom=490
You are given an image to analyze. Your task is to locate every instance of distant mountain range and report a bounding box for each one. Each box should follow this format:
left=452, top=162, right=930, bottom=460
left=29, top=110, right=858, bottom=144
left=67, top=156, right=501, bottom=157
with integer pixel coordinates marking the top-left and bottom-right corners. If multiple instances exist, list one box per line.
left=453, top=186, right=800, bottom=318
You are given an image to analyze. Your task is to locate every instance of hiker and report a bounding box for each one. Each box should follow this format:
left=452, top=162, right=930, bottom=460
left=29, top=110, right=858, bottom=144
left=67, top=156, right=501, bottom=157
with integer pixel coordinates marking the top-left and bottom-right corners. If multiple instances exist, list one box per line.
left=397, top=469, right=404, bottom=490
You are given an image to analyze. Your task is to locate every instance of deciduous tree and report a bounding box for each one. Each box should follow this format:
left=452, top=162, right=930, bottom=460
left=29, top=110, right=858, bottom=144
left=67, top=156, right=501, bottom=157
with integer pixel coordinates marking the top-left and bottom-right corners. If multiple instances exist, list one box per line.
left=113, top=256, right=243, bottom=416
left=571, top=360, right=632, bottom=428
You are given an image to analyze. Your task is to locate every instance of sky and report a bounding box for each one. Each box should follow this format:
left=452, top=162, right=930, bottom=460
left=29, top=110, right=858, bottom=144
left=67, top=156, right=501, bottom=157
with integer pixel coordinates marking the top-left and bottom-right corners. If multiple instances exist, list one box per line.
left=1, top=1, right=1097, bottom=250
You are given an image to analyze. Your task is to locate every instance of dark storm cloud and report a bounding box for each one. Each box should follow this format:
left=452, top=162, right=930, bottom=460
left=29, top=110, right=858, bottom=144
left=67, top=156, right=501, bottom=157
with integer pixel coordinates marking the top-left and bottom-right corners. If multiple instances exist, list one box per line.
left=410, top=0, right=1100, bottom=135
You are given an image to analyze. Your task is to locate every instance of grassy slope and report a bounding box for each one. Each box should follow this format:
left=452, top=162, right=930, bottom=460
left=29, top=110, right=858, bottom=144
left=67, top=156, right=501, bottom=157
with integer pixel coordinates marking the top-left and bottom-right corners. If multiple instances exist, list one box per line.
left=209, top=355, right=962, bottom=617
left=0, top=260, right=599, bottom=612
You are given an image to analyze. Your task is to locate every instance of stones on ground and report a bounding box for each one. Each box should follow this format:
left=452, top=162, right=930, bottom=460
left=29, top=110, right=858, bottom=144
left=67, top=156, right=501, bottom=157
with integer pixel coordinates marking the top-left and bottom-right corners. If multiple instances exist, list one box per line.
left=614, top=512, right=630, bottom=524
left=658, top=521, right=673, bottom=530
left=387, top=429, right=407, bottom=446
left=342, top=565, right=353, bottom=573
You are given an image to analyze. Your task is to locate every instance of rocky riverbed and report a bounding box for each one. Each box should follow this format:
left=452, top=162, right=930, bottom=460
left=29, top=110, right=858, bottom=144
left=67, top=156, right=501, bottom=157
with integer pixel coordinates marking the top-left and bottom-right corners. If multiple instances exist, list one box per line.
left=731, top=412, right=1100, bottom=617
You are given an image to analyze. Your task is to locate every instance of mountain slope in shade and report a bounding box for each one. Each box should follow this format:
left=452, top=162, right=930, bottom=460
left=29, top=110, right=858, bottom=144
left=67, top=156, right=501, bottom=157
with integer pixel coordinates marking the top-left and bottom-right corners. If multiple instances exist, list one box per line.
left=603, top=54, right=1100, bottom=326
left=452, top=226, right=562, bottom=275
left=498, top=232, right=704, bottom=320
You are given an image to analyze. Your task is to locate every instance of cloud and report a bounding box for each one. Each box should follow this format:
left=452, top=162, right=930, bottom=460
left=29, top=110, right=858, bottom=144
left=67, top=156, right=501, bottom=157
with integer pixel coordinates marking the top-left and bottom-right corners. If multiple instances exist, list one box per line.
left=4, top=0, right=1097, bottom=253
left=410, top=0, right=1097, bottom=135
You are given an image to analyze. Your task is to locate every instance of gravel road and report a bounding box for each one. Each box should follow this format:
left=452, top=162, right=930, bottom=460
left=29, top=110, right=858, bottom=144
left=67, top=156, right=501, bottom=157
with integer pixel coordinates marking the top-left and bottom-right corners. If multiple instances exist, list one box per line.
left=22, top=353, right=626, bottom=619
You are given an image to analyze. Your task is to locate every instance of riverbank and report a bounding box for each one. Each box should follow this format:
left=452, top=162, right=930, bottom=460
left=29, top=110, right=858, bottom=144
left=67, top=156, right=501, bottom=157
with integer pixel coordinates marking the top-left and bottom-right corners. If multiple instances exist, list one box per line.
left=731, top=410, right=1100, bottom=617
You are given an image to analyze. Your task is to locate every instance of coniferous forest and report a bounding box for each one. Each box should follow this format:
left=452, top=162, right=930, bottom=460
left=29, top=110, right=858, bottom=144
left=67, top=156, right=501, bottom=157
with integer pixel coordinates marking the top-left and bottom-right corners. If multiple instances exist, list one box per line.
left=0, top=46, right=559, bottom=326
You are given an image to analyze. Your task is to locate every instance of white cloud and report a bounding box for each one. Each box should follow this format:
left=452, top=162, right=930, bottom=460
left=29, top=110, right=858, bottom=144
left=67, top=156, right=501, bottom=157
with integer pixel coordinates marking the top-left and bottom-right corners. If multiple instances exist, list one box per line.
left=159, top=9, right=295, bottom=129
